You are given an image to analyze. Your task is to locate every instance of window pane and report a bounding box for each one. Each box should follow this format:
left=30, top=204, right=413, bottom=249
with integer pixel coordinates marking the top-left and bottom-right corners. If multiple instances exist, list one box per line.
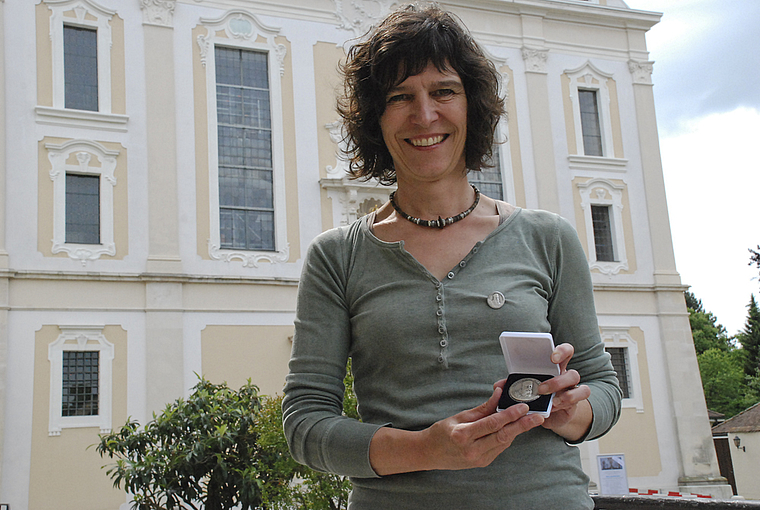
left=215, top=47, right=275, bottom=251
left=579, top=90, right=602, bottom=156
left=62, top=351, right=99, bottom=416
left=606, top=347, right=631, bottom=399
left=64, top=25, right=98, bottom=111
left=66, top=174, right=100, bottom=244
left=468, top=146, right=504, bottom=201
left=591, top=205, right=615, bottom=262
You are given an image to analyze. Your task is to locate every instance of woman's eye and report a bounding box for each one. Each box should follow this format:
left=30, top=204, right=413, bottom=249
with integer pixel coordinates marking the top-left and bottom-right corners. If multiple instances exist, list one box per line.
left=387, top=94, right=410, bottom=103
left=434, top=89, right=455, bottom=98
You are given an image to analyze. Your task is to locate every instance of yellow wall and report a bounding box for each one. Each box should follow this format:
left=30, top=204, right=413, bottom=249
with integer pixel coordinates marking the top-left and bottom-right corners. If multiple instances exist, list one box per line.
left=598, top=327, right=661, bottom=478
left=110, top=15, right=127, bottom=114
left=200, top=325, right=294, bottom=396
left=29, top=325, right=129, bottom=510
left=36, top=2, right=53, bottom=107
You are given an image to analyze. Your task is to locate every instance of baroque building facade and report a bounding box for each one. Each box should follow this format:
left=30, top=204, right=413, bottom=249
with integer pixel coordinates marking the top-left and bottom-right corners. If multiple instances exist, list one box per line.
left=0, top=0, right=731, bottom=507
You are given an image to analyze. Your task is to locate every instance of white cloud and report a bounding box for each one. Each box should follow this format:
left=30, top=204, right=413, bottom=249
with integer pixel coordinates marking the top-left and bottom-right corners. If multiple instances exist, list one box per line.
left=625, top=0, right=760, bottom=334
left=661, top=108, right=760, bottom=334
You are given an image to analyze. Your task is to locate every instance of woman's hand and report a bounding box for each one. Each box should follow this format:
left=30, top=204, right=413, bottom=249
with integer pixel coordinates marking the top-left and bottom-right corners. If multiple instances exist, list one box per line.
left=369, top=386, right=544, bottom=475
left=537, top=343, right=593, bottom=441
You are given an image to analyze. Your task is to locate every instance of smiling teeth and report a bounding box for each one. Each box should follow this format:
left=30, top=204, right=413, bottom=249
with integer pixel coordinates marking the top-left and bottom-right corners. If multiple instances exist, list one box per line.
left=410, top=135, right=445, bottom=147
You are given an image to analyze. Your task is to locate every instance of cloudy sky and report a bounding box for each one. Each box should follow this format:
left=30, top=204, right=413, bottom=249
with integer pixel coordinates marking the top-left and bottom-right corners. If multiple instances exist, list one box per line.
left=625, top=0, right=760, bottom=335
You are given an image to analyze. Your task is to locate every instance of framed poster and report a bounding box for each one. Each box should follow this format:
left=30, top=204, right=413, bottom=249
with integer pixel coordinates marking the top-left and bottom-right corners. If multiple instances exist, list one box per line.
left=597, top=454, right=629, bottom=495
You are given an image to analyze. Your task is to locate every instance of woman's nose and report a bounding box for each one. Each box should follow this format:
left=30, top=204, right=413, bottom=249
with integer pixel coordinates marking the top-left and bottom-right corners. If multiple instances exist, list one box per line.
left=411, top=96, right=438, bottom=126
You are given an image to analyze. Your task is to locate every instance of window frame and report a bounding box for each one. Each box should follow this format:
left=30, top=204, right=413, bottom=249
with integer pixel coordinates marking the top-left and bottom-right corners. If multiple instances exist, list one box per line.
left=198, top=11, right=289, bottom=267
left=601, top=327, right=644, bottom=412
left=565, top=61, right=616, bottom=159
left=47, top=0, right=114, bottom=114
left=578, top=178, right=628, bottom=275
left=46, top=139, right=118, bottom=264
left=48, top=325, right=114, bottom=436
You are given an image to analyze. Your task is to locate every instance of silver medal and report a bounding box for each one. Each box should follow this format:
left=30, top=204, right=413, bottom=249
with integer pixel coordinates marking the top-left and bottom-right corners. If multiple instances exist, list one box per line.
left=508, top=377, right=542, bottom=403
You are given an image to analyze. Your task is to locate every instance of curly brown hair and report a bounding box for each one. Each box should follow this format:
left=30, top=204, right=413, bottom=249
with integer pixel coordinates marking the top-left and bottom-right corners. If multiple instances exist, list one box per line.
left=337, top=3, right=505, bottom=185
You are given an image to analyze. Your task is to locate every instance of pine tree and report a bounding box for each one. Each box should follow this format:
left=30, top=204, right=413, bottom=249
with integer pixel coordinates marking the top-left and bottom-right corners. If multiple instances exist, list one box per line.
left=737, top=295, right=760, bottom=379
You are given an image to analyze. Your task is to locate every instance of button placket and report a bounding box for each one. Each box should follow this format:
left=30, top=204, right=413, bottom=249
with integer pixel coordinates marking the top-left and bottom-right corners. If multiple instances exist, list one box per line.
left=436, top=286, right=448, bottom=367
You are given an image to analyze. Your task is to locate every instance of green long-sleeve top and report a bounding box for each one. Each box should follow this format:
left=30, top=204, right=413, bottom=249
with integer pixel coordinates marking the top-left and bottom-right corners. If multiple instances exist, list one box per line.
left=283, top=207, right=622, bottom=509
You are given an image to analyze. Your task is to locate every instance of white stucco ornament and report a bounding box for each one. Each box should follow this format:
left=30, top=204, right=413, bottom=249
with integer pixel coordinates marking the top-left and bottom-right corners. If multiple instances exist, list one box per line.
left=333, top=0, right=397, bottom=38
left=140, top=0, right=176, bottom=27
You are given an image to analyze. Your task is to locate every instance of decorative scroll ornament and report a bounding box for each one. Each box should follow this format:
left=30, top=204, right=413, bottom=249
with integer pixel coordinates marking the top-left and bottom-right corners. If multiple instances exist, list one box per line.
left=197, top=11, right=287, bottom=76
left=208, top=241, right=290, bottom=268
left=628, top=60, right=654, bottom=85
left=325, top=121, right=351, bottom=179
left=522, top=47, right=549, bottom=74
left=140, top=0, right=176, bottom=27
left=333, top=0, right=396, bottom=38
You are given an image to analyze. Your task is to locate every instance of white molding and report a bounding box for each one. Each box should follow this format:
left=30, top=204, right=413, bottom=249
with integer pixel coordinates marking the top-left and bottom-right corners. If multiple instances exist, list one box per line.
left=320, top=121, right=393, bottom=226
left=48, top=325, right=114, bottom=436
left=601, top=327, right=644, bottom=413
left=321, top=176, right=392, bottom=227
left=568, top=154, right=628, bottom=172
left=578, top=177, right=628, bottom=275
left=46, top=139, right=119, bottom=265
left=46, top=0, right=115, bottom=113
left=35, top=106, right=129, bottom=132
left=565, top=61, right=616, bottom=158
left=198, top=11, right=290, bottom=266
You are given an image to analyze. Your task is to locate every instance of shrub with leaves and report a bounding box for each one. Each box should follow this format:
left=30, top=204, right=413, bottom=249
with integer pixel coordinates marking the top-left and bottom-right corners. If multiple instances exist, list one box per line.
left=96, top=378, right=293, bottom=510
left=97, top=364, right=360, bottom=510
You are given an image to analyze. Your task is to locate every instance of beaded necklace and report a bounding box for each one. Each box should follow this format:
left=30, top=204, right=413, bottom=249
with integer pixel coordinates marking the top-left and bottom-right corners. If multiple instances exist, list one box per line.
left=389, top=184, right=480, bottom=229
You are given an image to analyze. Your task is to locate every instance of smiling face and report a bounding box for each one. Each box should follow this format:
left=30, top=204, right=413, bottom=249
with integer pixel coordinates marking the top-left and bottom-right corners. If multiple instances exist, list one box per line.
left=379, top=62, right=468, bottom=186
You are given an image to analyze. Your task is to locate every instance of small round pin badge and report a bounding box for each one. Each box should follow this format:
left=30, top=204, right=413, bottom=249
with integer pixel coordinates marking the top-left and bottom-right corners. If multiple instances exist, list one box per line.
left=487, top=291, right=505, bottom=309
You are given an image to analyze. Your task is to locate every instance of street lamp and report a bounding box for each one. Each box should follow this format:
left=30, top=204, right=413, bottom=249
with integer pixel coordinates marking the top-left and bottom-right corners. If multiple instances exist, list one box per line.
left=733, top=435, right=746, bottom=452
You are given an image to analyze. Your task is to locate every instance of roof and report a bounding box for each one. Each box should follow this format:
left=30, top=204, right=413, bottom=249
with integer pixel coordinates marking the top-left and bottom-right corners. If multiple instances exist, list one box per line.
left=712, top=402, right=760, bottom=433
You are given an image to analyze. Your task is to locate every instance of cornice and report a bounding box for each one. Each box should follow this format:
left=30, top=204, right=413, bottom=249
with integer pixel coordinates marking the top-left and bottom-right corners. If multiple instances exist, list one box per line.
left=0, top=269, right=299, bottom=286
left=592, top=282, right=689, bottom=293
left=178, top=0, right=661, bottom=32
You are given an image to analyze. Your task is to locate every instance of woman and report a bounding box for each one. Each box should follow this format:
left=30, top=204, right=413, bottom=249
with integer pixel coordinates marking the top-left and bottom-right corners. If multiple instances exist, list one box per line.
left=282, top=4, right=622, bottom=508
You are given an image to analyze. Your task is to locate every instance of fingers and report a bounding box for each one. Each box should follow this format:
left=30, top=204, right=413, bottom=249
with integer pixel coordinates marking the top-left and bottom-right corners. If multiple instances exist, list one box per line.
left=551, top=342, right=574, bottom=372
left=551, top=384, right=591, bottom=410
left=538, top=369, right=581, bottom=395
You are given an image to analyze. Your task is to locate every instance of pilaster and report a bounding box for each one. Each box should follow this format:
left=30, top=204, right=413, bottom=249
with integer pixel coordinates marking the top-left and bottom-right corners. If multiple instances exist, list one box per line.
left=0, top=0, right=7, bottom=498
left=522, top=46, right=559, bottom=212
left=141, top=0, right=182, bottom=274
left=145, top=282, right=185, bottom=414
left=630, top=60, right=731, bottom=498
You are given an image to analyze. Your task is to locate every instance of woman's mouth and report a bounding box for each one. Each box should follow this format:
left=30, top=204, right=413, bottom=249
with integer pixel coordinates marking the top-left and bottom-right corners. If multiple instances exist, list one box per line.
left=408, top=134, right=447, bottom=147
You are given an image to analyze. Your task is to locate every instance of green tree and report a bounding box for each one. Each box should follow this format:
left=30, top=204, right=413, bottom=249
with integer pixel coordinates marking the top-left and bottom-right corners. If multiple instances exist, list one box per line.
left=96, top=378, right=291, bottom=510
left=736, top=295, right=760, bottom=379
left=98, top=366, right=359, bottom=510
left=684, top=291, right=732, bottom=354
left=697, top=348, right=758, bottom=417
